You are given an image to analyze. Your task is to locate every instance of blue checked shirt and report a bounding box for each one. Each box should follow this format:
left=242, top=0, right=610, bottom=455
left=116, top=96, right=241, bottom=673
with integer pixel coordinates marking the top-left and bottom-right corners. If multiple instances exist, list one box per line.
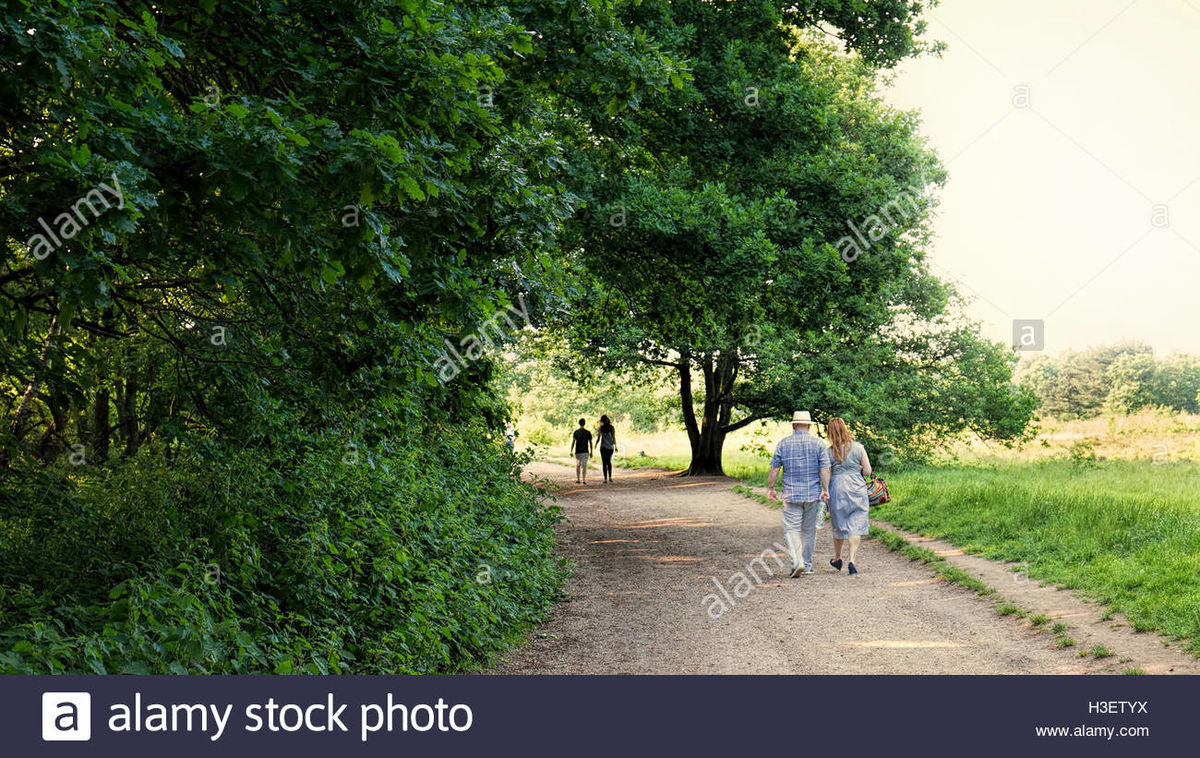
left=769, top=431, right=831, bottom=503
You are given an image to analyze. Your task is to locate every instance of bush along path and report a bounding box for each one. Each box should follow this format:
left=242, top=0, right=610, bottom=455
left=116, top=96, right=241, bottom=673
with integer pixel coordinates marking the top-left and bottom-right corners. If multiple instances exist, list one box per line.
left=487, top=462, right=1200, bottom=675
left=0, top=435, right=566, bottom=675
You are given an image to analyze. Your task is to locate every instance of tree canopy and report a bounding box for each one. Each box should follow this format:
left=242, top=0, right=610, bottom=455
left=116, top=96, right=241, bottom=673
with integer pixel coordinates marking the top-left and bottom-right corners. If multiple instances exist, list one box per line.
left=0, top=0, right=680, bottom=673
left=550, top=0, right=1032, bottom=473
left=1, top=0, right=692, bottom=465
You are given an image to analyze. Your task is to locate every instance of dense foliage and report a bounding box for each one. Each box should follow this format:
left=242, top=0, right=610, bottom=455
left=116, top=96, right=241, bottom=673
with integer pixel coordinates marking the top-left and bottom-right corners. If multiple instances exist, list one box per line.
left=0, top=0, right=683, bottom=672
left=0, top=432, right=561, bottom=673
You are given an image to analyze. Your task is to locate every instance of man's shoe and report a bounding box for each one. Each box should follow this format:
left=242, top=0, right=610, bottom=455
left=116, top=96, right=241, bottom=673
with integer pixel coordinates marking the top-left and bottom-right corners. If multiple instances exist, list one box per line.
left=848, top=562, right=858, bottom=575
left=830, top=558, right=843, bottom=572
left=789, top=563, right=804, bottom=578
left=802, top=566, right=814, bottom=575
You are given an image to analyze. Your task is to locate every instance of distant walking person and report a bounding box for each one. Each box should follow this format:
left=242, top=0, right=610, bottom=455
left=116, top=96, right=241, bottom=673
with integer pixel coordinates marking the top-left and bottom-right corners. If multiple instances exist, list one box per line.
left=826, top=417, right=872, bottom=576
left=767, top=411, right=831, bottom=577
left=571, top=418, right=593, bottom=484
left=597, top=415, right=617, bottom=483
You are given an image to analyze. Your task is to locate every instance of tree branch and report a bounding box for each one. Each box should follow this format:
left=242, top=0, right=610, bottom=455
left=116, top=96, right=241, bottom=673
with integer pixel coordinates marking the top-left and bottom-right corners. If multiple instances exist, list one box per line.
left=639, top=355, right=682, bottom=368
left=721, top=412, right=771, bottom=435
left=678, top=351, right=700, bottom=450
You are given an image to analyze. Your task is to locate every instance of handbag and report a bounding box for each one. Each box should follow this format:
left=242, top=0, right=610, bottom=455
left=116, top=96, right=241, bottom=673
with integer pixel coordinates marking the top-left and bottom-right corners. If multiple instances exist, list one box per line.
left=866, top=475, right=891, bottom=506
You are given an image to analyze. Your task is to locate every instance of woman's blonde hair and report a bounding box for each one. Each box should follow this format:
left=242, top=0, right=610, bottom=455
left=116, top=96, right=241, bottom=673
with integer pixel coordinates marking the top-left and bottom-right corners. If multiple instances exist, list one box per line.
left=827, top=417, right=855, bottom=463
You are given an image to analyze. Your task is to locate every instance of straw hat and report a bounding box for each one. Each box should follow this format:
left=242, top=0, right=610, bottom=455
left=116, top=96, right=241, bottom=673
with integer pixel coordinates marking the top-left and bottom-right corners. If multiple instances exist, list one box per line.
left=790, top=410, right=815, bottom=426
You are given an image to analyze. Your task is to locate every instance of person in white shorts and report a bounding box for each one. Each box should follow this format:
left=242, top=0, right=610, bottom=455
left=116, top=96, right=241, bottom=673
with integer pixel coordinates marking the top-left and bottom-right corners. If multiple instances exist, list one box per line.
left=570, top=418, right=593, bottom=484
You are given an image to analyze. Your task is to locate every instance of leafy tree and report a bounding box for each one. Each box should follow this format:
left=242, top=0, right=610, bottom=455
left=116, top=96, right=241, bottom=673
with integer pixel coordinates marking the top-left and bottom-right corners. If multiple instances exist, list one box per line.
left=1, top=0, right=683, bottom=464
left=0, top=0, right=678, bottom=672
left=1105, top=353, right=1167, bottom=414
left=552, top=0, right=1031, bottom=473
left=1018, top=343, right=1200, bottom=420
left=1159, top=355, right=1200, bottom=414
left=1106, top=352, right=1200, bottom=415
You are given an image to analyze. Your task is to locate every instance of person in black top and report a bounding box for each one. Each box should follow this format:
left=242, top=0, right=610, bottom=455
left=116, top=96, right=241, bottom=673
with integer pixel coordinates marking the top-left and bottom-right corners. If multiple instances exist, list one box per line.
left=570, top=418, right=593, bottom=484
left=597, top=415, right=617, bottom=483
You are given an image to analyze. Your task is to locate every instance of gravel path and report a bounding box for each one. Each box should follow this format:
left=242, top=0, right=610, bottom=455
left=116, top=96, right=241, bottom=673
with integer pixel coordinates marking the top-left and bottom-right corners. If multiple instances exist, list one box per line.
left=486, top=463, right=1109, bottom=674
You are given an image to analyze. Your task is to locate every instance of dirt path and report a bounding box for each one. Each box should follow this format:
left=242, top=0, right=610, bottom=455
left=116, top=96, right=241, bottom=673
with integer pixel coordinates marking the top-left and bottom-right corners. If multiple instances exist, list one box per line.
left=487, top=463, right=1121, bottom=674
left=878, top=526, right=1200, bottom=674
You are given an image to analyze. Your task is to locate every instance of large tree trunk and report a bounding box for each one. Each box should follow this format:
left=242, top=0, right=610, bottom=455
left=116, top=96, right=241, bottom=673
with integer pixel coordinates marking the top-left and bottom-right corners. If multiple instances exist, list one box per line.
left=689, top=417, right=726, bottom=475
left=35, top=391, right=68, bottom=461
left=681, top=351, right=738, bottom=476
left=676, top=349, right=772, bottom=475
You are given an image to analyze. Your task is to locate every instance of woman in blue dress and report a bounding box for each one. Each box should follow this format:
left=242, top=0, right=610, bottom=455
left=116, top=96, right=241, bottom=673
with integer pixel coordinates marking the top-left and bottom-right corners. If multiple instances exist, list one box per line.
left=826, top=417, right=872, bottom=575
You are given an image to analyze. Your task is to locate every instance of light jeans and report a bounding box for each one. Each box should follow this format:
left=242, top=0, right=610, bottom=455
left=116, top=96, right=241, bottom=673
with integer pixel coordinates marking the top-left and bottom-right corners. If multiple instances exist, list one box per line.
left=782, top=500, right=821, bottom=570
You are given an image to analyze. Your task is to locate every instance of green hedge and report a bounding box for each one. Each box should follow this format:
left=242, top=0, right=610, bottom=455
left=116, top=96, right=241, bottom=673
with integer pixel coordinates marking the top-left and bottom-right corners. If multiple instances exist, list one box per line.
left=0, top=424, right=565, bottom=674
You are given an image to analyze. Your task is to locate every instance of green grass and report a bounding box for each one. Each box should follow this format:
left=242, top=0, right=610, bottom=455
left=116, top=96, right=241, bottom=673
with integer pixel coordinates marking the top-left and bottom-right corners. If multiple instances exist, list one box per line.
left=868, top=526, right=993, bottom=597
left=618, top=449, right=773, bottom=485
left=1089, top=645, right=1115, bottom=659
left=732, top=485, right=778, bottom=509
left=878, top=459, right=1200, bottom=654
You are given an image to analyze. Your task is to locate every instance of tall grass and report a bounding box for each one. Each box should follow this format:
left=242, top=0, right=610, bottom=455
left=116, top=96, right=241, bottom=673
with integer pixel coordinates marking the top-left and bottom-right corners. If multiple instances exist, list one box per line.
left=879, top=460, right=1200, bottom=652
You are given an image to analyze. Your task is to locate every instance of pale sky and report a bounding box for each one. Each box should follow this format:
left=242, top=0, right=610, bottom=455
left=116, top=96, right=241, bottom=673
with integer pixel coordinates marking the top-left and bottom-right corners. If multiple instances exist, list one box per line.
left=884, top=0, right=1200, bottom=356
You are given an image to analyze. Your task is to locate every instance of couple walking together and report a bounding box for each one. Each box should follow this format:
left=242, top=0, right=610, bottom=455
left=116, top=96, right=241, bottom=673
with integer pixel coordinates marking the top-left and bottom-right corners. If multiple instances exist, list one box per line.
left=767, top=411, right=872, bottom=578
left=570, top=415, right=617, bottom=484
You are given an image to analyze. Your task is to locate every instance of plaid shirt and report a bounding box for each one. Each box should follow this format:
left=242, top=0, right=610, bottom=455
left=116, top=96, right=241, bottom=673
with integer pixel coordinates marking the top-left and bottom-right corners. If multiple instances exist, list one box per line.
left=769, top=430, right=831, bottom=502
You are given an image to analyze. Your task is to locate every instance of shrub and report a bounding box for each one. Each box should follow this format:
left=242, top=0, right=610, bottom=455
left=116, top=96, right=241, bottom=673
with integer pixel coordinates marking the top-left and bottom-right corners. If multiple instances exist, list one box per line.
left=0, top=424, right=565, bottom=674
left=1068, top=439, right=1100, bottom=468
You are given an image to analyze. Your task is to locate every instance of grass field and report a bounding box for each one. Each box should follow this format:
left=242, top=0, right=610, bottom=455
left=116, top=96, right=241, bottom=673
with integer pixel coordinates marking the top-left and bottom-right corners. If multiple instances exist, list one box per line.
left=882, top=460, right=1200, bottom=653
left=538, top=414, right=1200, bottom=655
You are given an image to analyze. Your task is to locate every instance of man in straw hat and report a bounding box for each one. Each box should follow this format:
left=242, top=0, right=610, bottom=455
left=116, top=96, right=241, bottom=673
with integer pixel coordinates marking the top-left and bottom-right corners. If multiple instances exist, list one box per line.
left=766, top=411, right=831, bottom=577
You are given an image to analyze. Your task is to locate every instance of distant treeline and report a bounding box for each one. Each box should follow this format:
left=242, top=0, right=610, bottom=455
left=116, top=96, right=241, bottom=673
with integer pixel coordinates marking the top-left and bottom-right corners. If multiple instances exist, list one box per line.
left=1016, top=343, right=1200, bottom=420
